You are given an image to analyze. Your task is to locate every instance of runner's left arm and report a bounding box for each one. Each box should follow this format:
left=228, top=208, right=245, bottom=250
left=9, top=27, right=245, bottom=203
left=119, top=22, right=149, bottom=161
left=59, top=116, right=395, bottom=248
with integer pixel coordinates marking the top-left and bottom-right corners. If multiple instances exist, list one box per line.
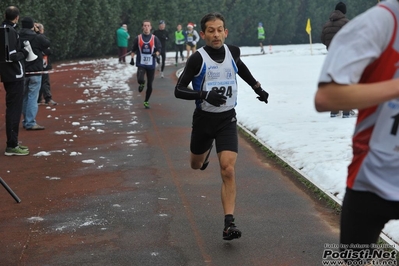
left=228, top=45, right=269, bottom=103
left=227, top=45, right=258, bottom=87
left=130, top=36, right=139, bottom=58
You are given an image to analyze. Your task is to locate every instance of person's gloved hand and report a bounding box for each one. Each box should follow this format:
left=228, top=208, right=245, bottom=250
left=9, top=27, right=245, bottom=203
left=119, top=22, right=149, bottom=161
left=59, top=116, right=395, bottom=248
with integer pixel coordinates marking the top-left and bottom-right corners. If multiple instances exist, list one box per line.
left=203, top=90, right=227, bottom=107
left=130, top=58, right=134, bottom=66
left=192, top=41, right=196, bottom=46
left=254, top=87, right=269, bottom=104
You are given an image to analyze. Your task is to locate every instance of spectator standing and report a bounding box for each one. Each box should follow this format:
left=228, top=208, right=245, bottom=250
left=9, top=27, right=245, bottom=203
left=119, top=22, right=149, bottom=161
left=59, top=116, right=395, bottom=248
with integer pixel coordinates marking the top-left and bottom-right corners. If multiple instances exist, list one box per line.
left=321, top=2, right=349, bottom=50
left=321, top=2, right=355, bottom=118
left=175, top=12, right=269, bottom=241
left=257, top=22, right=265, bottom=54
left=19, top=16, right=50, bottom=130
left=130, top=20, right=162, bottom=109
left=174, top=24, right=185, bottom=66
left=315, top=0, right=399, bottom=263
left=36, top=23, right=57, bottom=106
left=116, top=24, right=130, bottom=63
left=0, top=6, right=29, bottom=155
left=153, top=20, right=169, bottom=78
left=185, top=22, right=199, bottom=59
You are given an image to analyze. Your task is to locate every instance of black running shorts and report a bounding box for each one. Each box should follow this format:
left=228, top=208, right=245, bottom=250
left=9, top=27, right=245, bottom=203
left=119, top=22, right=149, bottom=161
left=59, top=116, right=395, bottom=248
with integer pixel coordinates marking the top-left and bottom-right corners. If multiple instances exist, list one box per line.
left=190, top=108, right=238, bottom=155
left=340, top=188, right=399, bottom=252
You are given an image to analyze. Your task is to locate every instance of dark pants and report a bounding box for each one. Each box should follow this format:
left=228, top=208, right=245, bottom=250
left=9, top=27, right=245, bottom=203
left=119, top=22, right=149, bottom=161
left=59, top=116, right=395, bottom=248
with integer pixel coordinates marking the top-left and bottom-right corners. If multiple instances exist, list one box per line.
left=118, top=47, right=127, bottom=63
left=3, top=80, right=24, bottom=148
left=38, top=73, right=52, bottom=103
left=340, top=188, right=399, bottom=251
left=160, top=49, right=166, bottom=72
left=175, top=44, right=184, bottom=63
left=137, top=67, right=155, bottom=102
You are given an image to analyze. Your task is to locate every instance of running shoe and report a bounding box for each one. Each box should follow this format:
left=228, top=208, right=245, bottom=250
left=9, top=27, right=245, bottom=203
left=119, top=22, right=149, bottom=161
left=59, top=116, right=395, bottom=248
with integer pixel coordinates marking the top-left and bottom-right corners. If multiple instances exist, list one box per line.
left=330, top=111, right=342, bottom=117
left=138, top=84, right=145, bottom=92
left=18, top=144, right=29, bottom=151
left=46, top=100, right=58, bottom=106
left=143, top=102, right=150, bottom=109
left=26, top=124, right=45, bottom=130
left=342, top=110, right=357, bottom=118
left=5, top=146, right=29, bottom=156
left=223, top=221, right=242, bottom=240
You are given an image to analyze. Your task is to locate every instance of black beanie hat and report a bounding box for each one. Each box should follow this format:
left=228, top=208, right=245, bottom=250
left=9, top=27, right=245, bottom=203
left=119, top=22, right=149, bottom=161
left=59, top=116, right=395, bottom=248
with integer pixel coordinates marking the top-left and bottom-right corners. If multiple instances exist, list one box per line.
left=21, top=17, right=34, bottom=29
left=335, top=2, right=346, bottom=14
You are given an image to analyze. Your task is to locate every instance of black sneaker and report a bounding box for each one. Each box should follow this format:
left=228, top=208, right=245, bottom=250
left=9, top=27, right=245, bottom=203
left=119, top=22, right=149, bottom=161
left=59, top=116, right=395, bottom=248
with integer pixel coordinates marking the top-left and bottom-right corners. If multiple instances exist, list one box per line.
left=223, top=221, right=242, bottom=240
left=138, top=84, right=145, bottom=92
left=200, top=144, right=213, bottom=170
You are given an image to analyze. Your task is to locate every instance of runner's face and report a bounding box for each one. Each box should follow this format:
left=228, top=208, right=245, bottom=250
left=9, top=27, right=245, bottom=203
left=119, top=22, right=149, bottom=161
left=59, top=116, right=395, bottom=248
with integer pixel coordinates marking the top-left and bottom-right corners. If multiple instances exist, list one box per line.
left=200, top=19, right=228, bottom=49
left=142, top=22, right=151, bottom=34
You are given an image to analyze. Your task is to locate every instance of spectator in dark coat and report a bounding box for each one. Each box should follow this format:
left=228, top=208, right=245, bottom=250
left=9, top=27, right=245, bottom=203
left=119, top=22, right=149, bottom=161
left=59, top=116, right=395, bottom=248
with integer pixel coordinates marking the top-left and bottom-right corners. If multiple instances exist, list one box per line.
left=0, top=6, right=30, bottom=155
left=35, top=23, right=57, bottom=106
left=321, top=2, right=349, bottom=50
left=19, top=16, right=50, bottom=130
left=321, top=2, right=354, bottom=119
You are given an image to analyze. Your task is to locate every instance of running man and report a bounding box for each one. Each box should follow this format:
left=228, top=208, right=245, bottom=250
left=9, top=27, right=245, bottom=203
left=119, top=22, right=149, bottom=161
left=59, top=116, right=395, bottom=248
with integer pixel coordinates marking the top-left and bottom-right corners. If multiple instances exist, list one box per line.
left=257, top=22, right=265, bottom=54
left=130, top=20, right=162, bottom=109
left=175, top=12, right=269, bottom=240
left=315, top=0, right=399, bottom=263
left=174, top=24, right=185, bottom=66
left=184, top=22, right=199, bottom=59
left=153, top=20, right=169, bottom=78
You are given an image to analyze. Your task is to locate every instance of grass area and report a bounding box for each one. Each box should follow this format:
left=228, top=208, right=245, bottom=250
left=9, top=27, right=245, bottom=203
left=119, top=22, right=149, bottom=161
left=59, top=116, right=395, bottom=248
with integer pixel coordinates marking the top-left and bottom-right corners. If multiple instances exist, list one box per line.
left=238, top=126, right=341, bottom=212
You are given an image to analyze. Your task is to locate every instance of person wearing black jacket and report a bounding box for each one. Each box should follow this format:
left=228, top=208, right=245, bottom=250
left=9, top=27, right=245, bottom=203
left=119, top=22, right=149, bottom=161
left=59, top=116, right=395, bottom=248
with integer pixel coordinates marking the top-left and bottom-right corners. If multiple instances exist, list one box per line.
left=153, top=20, right=169, bottom=78
left=0, top=6, right=30, bottom=156
left=321, top=2, right=354, bottom=118
left=321, top=2, right=349, bottom=50
left=174, top=12, right=269, bottom=241
left=35, top=23, right=57, bottom=106
left=19, top=16, right=50, bottom=130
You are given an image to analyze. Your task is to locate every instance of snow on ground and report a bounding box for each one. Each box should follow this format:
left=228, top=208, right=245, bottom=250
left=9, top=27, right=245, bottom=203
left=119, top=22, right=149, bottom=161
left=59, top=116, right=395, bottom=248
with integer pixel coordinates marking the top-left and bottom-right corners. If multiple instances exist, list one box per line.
left=31, top=43, right=399, bottom=247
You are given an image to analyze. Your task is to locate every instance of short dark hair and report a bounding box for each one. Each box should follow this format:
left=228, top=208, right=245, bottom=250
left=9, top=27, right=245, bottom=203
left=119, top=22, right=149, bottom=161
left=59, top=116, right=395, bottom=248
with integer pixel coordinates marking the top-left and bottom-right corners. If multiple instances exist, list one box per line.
left=5, top=6, right=20, bottom=21
left=200, top=12, right=225, bottom=32
left=142, top=20, right=151, bottom=26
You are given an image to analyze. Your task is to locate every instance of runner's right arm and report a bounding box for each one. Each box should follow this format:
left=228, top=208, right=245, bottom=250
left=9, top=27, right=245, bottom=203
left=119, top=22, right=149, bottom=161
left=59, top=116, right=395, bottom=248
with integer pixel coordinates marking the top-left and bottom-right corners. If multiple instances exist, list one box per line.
left=174, top=53, right=203, bottom=100
left=130, top=36, right=139, bottom=58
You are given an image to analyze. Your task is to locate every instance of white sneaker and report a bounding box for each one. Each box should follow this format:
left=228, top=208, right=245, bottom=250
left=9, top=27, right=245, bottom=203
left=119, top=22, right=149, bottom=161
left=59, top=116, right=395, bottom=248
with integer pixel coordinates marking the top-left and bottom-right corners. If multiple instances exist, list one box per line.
left=161, top=72, right=164, bottom=78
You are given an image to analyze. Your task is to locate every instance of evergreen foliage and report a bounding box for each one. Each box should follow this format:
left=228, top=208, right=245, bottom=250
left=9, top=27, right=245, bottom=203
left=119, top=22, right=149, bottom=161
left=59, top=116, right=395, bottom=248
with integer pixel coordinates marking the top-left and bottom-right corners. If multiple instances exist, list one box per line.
left=0, top=0, right=378, bottom=61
